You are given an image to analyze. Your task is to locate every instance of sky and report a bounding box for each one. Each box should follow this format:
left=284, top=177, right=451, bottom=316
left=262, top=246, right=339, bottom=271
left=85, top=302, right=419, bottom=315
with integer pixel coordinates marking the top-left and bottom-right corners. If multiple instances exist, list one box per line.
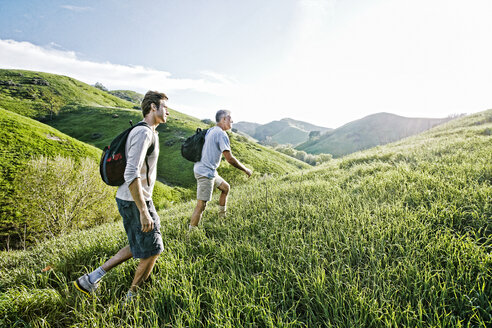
left=1, top=0, right=492, bottom=128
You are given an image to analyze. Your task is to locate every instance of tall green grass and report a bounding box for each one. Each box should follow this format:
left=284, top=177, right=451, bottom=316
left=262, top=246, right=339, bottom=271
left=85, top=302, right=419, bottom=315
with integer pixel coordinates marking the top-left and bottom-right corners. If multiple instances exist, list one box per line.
left=0, top=110, right=490, bottom=327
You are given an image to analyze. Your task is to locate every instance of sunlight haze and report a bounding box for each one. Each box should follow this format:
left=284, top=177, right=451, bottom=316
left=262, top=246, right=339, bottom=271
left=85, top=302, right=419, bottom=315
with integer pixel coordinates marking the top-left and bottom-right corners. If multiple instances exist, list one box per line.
left=1, top=0, right=491, bottom=128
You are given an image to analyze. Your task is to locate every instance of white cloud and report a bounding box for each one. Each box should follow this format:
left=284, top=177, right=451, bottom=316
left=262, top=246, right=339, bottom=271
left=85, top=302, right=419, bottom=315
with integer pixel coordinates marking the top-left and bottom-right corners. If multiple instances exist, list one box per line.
left=60, top=5, right=92, bottom=12
left=0, top=39, right=236, bottom=97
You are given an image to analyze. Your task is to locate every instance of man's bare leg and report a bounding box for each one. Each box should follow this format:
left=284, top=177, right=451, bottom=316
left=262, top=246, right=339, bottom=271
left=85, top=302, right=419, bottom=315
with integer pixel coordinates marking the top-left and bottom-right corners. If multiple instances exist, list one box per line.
left=130, top=254, right=160, bottom=292
left=75, top=245, right=133, bottom=296
left=190, top=200, right=207, bottom=227
left=101, top=245, right=133, bottom=272
left=217, top=181, right=230, bottom=217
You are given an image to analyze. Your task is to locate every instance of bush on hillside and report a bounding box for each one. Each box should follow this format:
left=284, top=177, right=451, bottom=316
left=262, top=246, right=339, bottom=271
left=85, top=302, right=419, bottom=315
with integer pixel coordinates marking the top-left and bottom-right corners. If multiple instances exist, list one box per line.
left=274, top=145, right=332, bottom=166
left=94, top=82, right=108, bottom=92
left=11, top=156, right=118, bottom=248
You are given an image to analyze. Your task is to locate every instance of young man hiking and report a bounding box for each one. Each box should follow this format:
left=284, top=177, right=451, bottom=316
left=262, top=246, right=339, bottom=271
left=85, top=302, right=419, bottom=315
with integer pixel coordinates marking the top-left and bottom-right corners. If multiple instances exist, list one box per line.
left=189, top=109, right=252, bottom=230
left=75, top=90, right=169, bottom=301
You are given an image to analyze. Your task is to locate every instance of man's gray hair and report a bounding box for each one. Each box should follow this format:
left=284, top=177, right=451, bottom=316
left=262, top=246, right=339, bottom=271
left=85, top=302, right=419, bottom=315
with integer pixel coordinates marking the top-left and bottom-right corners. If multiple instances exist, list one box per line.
left=215, top=109, right=231, bottom=123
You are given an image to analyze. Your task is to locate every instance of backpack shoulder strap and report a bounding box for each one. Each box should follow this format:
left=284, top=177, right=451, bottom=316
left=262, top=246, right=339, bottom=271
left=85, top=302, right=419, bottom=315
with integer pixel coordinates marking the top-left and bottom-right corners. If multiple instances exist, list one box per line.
left=132, top=122, right=155, bottom=155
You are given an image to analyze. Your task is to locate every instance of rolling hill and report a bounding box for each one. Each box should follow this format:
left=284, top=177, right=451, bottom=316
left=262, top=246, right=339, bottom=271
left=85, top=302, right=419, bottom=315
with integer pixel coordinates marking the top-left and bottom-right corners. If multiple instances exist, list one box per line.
left=0, top=109, right=489, bottom=327
left=0, top=69, right=135, bottom=119
left=232, top=121, right=260, bottom=137
left=234, top=118, right=332, bottom=146
left=297, top=112, right=453, bottom=157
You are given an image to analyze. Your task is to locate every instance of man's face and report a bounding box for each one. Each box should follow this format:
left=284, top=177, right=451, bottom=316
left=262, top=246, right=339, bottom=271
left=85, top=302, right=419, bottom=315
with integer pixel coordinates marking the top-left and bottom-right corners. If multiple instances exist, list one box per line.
left=156, top=99, right=169, bottom=123
left=223, top=115, right=233, bottom=130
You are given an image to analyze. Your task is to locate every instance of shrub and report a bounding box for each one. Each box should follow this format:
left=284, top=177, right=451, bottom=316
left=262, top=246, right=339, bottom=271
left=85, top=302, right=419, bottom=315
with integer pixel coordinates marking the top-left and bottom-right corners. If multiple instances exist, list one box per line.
left=12, top=156, right=118, bottom=247
left=274, top=145, right=332, bottom=166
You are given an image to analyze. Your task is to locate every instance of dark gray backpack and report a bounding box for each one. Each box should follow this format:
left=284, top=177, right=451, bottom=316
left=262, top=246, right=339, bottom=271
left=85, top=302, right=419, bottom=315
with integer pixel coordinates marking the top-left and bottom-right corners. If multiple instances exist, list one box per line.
left=181, top=128, right=208, bottom=162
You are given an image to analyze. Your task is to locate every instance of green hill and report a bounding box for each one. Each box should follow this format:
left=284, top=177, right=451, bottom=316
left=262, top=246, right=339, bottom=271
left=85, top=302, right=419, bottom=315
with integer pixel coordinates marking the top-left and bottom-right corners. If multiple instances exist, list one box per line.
left=235, top=118, right=332, bottom=146
left=297, top=112, right=453, bottom=157
left=0, top=69, right=135, bottom=119
left=1, top=110, right=489, bottom=326
left=0, top=108, right=101, bottom=245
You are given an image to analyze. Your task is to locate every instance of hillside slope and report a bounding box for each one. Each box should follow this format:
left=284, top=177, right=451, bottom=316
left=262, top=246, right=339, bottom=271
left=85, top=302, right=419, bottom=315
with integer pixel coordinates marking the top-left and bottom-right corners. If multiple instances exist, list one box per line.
left=0, top=69, right=135, bottom=119
left=0, top=108, right=103, bottom=244
left=297, top=112, right=452, bottom=157
left=1, top=110, right=489, bottom=326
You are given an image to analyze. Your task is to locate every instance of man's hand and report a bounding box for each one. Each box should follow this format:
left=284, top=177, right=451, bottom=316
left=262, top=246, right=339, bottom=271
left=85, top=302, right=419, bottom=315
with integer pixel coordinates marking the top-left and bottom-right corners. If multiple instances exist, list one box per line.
left=140, top=210, right=154, bottom=232
left=244, top=168, right=252, bottom=177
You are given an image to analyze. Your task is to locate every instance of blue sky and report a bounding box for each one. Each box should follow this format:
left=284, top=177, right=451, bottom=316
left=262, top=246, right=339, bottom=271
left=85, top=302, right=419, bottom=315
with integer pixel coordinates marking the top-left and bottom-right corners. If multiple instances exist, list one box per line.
left=1, top=0, right=492, bottom=128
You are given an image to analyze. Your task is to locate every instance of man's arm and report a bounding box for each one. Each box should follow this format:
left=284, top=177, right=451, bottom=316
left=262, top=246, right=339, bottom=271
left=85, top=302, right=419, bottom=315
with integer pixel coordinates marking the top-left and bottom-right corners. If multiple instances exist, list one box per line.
left=128, top=178, right=154, bottom=232
left=124, top=128, right=154, bottom=233
left=223, top=150, right=252, bottom=177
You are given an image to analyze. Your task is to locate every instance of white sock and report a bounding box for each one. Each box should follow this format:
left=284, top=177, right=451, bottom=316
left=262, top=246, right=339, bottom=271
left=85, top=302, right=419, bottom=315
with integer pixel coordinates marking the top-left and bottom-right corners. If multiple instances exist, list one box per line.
left=125, top=289, right=136, bottom=301
left=189, top=224, right=197, bottom=231
left=218, top=205, right=227, bottom=213
left=88, top=266, right=106, bottom=284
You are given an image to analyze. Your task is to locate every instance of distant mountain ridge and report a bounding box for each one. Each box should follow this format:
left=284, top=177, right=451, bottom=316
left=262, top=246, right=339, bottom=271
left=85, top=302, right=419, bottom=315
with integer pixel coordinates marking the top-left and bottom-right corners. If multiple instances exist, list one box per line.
left=234, top=118, right=332, bottom=146
left=296, top=112, right=454, bottom=157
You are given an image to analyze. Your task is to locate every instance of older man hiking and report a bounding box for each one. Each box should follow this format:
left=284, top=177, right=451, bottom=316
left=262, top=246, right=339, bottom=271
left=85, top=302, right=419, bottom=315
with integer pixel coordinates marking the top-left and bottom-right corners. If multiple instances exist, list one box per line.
left=74, top=90, right=169, bottom=301
left=189, top=109, right=252, bottom=230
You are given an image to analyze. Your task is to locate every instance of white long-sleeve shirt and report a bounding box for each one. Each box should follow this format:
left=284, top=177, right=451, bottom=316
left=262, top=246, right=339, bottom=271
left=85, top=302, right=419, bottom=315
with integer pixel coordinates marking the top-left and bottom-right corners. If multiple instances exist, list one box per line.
left=116, top=123, right=159, bottom=201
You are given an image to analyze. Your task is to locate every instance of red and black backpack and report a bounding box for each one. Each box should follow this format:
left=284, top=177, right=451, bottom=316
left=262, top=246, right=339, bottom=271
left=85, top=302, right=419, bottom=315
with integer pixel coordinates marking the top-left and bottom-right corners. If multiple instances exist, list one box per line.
left=99, top=121, right=155, bottom=186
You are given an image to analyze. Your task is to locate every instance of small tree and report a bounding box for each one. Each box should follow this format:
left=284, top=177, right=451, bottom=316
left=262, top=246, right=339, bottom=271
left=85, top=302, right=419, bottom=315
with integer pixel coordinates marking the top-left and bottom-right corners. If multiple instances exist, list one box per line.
left=94, top=82, right=108, bottom=92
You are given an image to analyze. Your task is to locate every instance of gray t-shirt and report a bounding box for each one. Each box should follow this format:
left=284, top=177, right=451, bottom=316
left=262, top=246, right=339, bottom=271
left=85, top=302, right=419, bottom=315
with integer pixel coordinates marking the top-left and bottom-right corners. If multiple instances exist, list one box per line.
left=116, top=124, right=159, bottom=201
left=193, top=126, right=231, bottom=178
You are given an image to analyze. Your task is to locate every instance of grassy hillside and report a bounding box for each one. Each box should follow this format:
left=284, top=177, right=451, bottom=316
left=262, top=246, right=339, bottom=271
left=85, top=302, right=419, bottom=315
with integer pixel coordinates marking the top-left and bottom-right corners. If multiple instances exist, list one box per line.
left=1, top=110, right=490, bottom=327
left=0, top=69, right=135, bottom=119
left=47, top=105, right=309, bottom=187
left=0, top=108, right=102, bottom=246
left=297, top=112, right=452, bottom=157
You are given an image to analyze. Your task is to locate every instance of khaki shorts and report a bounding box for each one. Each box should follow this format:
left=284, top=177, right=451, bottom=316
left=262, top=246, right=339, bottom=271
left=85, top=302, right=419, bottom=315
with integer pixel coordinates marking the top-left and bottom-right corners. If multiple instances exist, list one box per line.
left=195, top=173, right=225, bottom=201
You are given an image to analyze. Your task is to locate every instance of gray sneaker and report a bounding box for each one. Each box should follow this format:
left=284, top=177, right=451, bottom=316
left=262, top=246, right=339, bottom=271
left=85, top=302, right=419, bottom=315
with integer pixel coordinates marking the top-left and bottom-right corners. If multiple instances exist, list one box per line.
left=121, top=290, right=137, bottom=307
left=74, top=274, right=99, bottom=297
